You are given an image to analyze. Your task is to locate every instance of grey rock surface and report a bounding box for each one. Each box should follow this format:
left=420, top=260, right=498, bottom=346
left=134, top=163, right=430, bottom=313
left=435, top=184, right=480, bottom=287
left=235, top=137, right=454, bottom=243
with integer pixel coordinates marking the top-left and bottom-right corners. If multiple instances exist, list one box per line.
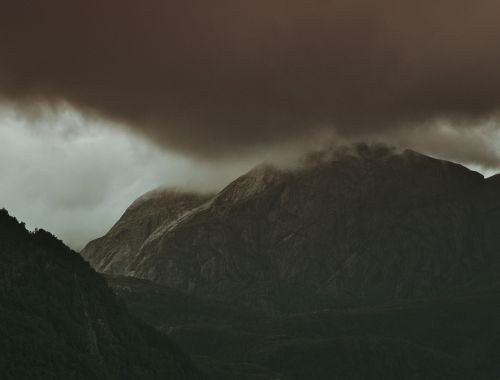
left=82, top=145, right=500, bottom=306
left=81, top=189, right=211, bottom=274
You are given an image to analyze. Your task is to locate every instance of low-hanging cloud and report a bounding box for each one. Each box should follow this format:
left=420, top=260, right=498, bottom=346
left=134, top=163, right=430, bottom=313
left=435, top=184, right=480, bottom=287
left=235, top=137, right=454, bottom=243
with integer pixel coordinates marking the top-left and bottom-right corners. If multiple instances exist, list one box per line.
left=1, top=0, right=500, bottom=162
left=0, top=105, right=254, bottom=249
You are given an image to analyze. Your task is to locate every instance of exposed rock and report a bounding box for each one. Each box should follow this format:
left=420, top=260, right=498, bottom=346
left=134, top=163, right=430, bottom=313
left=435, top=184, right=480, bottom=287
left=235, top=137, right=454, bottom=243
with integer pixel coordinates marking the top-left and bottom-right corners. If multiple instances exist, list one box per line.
left=81, top=189, right=211, bottom=274
left=83, top=145, right=500, bottom=307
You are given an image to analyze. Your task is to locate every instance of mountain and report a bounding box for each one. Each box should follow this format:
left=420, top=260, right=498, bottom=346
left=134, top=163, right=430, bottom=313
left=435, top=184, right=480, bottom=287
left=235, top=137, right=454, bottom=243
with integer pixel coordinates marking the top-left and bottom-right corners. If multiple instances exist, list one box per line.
left=82, top=189, right=211, bottom=275
left=82, top=145, right=500, bottom=310
left=0, top=209, right=205, bottom=380
left=80, top=144, right=500, bottom=379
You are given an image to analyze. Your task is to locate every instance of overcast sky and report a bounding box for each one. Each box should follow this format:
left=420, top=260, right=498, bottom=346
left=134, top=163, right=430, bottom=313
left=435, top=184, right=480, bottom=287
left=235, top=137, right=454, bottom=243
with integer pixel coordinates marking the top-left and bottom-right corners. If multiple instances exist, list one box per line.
left=0, top=103, right=498, bottom=251
left=1, top=1, right=500, bottom=249
left=0, top=104, right=258, bottom=250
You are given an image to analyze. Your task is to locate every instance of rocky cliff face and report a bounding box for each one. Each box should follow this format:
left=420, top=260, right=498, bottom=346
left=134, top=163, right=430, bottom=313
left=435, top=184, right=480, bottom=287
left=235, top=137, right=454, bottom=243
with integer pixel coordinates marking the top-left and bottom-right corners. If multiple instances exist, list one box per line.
left=82, top=189, right=211, bottom=274
left=82, top=145, right=500, bottom=306
left=0, top=209, right=205, bottom=380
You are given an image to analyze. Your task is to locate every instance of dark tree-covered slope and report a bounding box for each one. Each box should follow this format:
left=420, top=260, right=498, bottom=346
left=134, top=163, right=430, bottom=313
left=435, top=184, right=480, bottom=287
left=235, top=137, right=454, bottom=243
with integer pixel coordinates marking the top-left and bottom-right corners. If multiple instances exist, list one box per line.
left=0, top=209, right=205, bottom=380
left=108, top=274, right=500, bottom=380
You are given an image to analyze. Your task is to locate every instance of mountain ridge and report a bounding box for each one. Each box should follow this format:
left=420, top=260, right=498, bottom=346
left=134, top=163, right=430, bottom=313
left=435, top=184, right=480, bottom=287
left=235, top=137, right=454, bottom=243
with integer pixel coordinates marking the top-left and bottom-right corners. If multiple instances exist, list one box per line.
left=82, top=189, right=212, bottom=275
left=82, top=145, right=500, bottom=310
left=0, top=208, right=205, bottom=379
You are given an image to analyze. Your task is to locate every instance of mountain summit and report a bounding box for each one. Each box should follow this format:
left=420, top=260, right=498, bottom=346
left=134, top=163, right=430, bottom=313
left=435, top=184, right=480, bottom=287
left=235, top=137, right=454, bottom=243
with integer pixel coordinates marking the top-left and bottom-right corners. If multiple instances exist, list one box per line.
left=82, top=189, right=211, bottom=274
left=82, top=145, right=500, bottom=309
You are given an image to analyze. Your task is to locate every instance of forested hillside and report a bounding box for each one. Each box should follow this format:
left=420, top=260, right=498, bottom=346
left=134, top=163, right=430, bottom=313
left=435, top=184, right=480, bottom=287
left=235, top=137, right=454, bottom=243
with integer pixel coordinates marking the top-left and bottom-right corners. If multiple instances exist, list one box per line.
left=0, top=209, right=205, bottom=380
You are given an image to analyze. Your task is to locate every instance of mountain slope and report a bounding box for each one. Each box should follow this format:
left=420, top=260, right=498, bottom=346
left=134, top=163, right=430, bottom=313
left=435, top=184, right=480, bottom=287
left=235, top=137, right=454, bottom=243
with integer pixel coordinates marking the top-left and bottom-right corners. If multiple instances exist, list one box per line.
left=108, top=274, right=500, bottom=380
left=82, top=189, right=211, bottom=274
left=0, top=209, right=205, bottom=380
left=79, top=145, right=500, bottom=379
left=83, top=145, right=500, bottom=310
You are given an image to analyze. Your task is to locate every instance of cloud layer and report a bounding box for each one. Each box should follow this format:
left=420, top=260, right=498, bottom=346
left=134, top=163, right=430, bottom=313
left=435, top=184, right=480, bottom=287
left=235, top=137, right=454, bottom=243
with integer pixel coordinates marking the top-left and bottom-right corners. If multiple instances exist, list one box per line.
left=0, top=105, right=253, bottom=249
left=1, top=0, right=500, bottom=160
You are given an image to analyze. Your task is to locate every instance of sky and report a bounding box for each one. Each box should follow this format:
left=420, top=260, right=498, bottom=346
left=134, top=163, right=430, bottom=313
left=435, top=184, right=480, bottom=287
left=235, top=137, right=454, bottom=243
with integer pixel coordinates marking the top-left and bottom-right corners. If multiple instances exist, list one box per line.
left=0, top=104, right=258, bottom=250
left=0, top=1, right=500, bottom=249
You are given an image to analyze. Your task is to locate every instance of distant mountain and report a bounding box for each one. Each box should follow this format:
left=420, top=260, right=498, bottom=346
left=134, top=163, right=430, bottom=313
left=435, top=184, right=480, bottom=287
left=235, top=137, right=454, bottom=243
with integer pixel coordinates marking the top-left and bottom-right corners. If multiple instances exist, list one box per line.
left=82, top=145, right=500, bottom=310
left=82, top=189, right=211, bottom=274
left=0, top=209, right=205, bottom=380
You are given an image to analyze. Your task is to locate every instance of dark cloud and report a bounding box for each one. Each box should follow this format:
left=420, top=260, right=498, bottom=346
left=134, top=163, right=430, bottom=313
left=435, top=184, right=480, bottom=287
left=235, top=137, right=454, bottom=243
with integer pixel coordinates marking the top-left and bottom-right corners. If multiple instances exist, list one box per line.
left=1, top=0, right=500, bottom=160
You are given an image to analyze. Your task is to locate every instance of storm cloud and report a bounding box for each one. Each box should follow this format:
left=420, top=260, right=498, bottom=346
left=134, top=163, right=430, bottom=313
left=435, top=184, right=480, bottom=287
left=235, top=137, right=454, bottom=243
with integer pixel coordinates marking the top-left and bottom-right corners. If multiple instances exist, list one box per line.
left=1, top=0, right=500, bottom=161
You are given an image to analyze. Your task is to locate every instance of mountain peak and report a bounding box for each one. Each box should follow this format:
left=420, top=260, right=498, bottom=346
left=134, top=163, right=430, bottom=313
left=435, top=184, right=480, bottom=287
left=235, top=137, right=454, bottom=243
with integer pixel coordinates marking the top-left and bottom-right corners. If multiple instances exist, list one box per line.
left=81, top=189, right=211, bottom=274
left=127, top=187, right=211, bottom=211
left=0, top=208, right=26, bottom=233
left=80, top=146, right=499, bottom=308
left=212, top=163, right=288, bottom=206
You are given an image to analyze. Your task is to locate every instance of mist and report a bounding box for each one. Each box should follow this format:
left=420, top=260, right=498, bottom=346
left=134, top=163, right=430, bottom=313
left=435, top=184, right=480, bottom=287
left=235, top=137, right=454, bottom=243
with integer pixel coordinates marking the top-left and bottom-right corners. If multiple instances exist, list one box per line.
left=0, top=105, right=254, bottom=250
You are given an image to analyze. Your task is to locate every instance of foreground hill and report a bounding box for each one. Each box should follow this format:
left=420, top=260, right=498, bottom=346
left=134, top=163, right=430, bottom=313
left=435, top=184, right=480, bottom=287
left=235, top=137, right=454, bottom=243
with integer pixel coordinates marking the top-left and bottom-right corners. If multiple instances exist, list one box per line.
left=107, top=274, right=500, bottom=379
left=0, top=209, right=205, bottom=380
left=83, top=145, right=500, bottom=311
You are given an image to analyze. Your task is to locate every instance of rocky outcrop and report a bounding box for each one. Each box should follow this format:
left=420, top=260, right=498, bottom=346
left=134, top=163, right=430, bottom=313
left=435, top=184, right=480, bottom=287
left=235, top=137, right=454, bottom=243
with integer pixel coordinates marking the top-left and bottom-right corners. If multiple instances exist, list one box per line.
left=81, top=189, right=211, bottom=274
left=82, top=145, right=500, bottom=306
